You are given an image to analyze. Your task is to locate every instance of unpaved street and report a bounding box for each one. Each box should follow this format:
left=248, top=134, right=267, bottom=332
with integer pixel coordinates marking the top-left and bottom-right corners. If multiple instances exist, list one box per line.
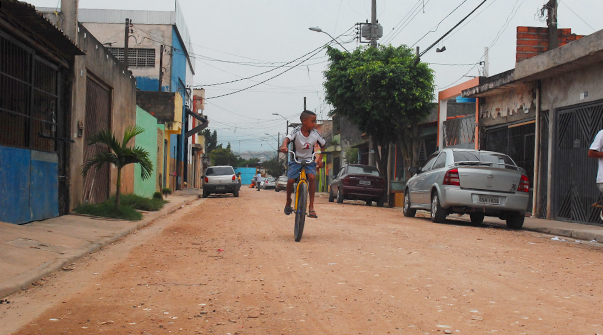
left=3, top=187, right=603, bottom=334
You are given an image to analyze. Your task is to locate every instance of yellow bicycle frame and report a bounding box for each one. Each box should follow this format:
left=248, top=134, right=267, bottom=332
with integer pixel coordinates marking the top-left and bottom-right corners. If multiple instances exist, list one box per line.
left=294, top=168, right=308, bottom=212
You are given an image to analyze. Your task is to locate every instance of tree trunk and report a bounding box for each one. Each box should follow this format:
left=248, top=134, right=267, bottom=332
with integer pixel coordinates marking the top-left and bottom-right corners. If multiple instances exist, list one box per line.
left=373, top=140, right=389, bottom=179
left=115, top=167, right=122, bottom=210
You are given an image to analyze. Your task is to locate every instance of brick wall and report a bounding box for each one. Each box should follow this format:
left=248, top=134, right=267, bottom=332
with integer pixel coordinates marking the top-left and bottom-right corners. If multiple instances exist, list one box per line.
left=516, top=26, right=583, bottom=62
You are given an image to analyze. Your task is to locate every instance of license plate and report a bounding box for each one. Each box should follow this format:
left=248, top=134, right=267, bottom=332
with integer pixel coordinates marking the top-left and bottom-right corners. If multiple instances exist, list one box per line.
left=478, top=195, right=500, bottom=204
left=359, top=180, right=371, bottom=186
left=216, top=186, right=225, bottom=190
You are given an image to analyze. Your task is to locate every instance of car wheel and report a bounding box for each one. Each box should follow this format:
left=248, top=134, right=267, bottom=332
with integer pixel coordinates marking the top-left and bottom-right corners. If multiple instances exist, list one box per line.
left=366, top=200, right=372, bottom=206
left=328, top=189, right=335, bottom=202
left=506, top=213, right=524, bottom=229
left=403, top=190, right=416, bottom=218
left=470, top=213, right=484, bottom=225
left=233, top=188, right=239, bottom=198
left=431, top=192, right=447, bottom=223
left=337, top=188, right=344, bottom=204
left=202, top=190, right=209, bottom=198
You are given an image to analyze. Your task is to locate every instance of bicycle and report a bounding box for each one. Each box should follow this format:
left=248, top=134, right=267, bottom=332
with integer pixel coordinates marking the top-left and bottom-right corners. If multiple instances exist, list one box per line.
left=288, top=150, right=320, bottom=242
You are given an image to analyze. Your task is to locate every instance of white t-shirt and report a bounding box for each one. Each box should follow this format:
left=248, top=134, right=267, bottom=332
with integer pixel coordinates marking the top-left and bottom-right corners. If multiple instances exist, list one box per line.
left=590, top=129, right=603, bottom=183
left=286, top=127, right=326, bottom=160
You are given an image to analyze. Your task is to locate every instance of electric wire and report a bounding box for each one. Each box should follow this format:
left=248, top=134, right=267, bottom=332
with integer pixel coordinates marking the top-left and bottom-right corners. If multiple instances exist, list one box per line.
left=411, top=0, right=469, bottom=48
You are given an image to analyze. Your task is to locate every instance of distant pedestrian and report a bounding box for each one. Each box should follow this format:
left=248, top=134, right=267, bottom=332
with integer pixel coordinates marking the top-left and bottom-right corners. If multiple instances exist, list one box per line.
left=236, top=172, right=242, bottom=191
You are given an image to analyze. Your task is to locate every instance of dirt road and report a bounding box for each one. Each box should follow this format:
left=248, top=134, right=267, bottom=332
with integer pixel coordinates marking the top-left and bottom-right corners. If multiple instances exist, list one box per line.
left=3, top=187, right=603, bottom=334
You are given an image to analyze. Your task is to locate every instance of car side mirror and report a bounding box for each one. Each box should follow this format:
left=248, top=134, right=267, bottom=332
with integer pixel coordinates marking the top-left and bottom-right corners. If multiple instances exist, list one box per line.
left=409, top=167, right=419, bottom=174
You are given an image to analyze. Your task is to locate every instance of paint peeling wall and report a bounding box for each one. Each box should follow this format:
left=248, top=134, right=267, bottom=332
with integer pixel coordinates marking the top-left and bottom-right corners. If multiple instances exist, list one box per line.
left=478, top=83, right=537, bottom=127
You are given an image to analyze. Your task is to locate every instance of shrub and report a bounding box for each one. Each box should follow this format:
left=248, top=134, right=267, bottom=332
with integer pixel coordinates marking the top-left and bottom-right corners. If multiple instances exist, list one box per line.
left=74, top=202, right=142, bottom=221
left=110, top=194, right=168, bottom=211
left=153, top=192, right=163, bottom=200
left=162, top=187, right=172, bottom=197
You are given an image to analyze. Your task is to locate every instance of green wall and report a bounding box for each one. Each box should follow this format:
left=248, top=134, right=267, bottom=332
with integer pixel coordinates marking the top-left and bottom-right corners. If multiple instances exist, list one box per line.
left=134, top=106, right=158, bottom=198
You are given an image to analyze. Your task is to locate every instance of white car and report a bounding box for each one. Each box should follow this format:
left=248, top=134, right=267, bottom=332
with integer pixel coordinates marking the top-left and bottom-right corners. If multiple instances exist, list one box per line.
left=404, top=149, right=530, bottom=229
left=202, top=166, right=239, bottom=198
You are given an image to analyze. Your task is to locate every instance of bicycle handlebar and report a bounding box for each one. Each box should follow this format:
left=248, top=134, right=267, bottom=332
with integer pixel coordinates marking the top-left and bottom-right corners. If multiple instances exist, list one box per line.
left=288, top=150, right=321, bottom=164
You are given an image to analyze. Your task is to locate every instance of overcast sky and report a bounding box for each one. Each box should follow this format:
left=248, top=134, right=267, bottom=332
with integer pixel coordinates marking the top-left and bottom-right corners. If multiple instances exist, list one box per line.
left=27, top=0, right=603, bottom=153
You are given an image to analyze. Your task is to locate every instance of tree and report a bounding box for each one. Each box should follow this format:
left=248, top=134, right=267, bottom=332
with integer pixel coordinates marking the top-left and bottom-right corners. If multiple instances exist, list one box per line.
left=82, top=125, right=153, bottom=210
left=344, top=147, right=359, bottom=164
left=209, top=147, right=238, bottom=166
left=236, top=157, right=260, bottom=167
left=263, top=157, right=286, bottom=177
left=323, top=45, right=435, bottom=179
left=202, top=129, right=219, bottom=154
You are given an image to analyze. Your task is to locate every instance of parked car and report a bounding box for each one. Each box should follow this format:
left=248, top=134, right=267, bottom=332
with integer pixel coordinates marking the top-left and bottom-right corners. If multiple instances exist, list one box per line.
left=403, top=148, right=530, bottom=229
left=329, top=164, right=387, bottom=206
left=202, top=166, right=239, bottom=198
left=275, top=176, right=288, bottom=192
left=263, top=177, right=276, bottom=190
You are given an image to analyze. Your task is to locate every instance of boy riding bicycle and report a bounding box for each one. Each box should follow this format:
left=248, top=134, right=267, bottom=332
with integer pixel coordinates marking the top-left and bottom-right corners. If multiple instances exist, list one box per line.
left=279, top=110, right=325, bottom=218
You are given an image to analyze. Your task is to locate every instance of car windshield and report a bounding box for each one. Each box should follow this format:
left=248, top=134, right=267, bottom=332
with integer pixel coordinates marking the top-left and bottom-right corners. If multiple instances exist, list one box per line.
left=206, top=167, right=234, bottom=176
left=267, top=178, right=275, bottom=182
left=347, top=165, right=380, bottom=176
left=453, top=151, right=516, bottom=168
left=278, top=176, right=287, bottom=181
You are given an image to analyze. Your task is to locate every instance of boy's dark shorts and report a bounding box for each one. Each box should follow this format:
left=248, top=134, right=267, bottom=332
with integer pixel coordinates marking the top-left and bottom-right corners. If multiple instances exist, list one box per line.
left=287, top=161, right=316, bottom=180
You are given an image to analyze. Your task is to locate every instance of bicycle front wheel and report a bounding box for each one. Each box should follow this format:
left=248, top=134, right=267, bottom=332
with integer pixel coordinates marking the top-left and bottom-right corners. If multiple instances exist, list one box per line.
left=294, top=182, right=308, bottom=242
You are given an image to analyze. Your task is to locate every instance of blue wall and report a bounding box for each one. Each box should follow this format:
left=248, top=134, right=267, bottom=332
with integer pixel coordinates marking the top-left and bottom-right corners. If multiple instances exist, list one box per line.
left=234, top=167, right=257, bottom=185
left=136, top=76, right=161, bottom=92
left=0, top=147, right=58, bottom=224
left=171, top=28, right=188, bottom=176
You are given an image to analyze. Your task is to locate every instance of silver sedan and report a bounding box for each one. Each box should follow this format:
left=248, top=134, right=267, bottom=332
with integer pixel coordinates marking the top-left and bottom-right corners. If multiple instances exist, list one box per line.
left=403, top=149, right=530, bottom=229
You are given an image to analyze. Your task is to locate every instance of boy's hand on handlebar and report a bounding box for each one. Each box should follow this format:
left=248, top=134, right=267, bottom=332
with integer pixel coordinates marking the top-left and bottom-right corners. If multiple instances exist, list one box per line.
left=279, top=145, right=288, bottom=153
left=317, top=160, right=323, bottom=168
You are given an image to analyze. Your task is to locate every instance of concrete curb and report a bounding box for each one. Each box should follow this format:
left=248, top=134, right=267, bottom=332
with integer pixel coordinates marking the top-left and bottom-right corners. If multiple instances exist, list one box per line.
left=524, top=226, right=603, bottom=243
left=0, top=195, right=200, bottom=299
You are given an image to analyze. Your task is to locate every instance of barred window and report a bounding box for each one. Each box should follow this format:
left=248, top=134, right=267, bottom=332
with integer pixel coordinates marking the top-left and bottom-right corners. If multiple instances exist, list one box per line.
left=0, top=32, right=59, bottom=152
left=107, top=47, right=156, bottom=67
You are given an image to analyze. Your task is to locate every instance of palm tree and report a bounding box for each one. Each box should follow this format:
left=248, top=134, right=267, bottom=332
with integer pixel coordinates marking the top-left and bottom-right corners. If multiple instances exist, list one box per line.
left=82, top=125, right=153, bottom=210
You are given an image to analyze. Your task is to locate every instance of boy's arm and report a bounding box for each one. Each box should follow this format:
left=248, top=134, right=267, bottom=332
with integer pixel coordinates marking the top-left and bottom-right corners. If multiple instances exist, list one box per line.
left=279, top=138, right=290, bottom=153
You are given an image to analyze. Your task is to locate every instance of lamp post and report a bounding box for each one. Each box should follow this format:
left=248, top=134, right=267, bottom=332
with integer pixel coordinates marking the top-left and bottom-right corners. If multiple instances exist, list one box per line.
left=272, top=113, right=291, bottom=167
left=309, top=27, right=349, bottom=52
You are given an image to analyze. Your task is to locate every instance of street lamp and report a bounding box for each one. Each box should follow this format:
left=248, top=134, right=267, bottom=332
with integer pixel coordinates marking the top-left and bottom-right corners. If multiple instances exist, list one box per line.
left=309, top=26, right=349, bottom=52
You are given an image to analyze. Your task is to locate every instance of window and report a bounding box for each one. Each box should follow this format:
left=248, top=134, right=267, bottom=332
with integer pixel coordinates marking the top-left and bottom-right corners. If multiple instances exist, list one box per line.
left=0, top=32, right=59, bottom=152
left=206, top=166, right=235, bottom=176
left=432, top=152, right=447, bottom=170
left=347, top=165, right=380, bottom=176
left=421, top=153, right=439, bottom=172
left=453, top=151, right=516, bottom=169
left=107, top=47, right=156, bottom=67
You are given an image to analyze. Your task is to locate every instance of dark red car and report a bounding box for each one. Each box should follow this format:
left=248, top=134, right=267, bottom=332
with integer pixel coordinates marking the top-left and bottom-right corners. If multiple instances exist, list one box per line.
left=329, top=164, right=387, bottom=206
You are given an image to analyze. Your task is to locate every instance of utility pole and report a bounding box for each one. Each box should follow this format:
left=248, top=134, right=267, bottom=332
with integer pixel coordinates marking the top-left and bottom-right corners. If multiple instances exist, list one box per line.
left=303, top=97, right=307, bottom=111
left=546, top=0, right=558, bottom=50
left=158, top=45, right=164, bottom=91
left=371, top=0, right=377, bottom=47
left=124, top=18, right=130, bottom=69
left=483, top=47, right=489, bottom=77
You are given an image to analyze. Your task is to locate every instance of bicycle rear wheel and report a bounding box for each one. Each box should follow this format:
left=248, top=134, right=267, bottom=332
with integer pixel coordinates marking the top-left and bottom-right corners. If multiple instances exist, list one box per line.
left=294, top=182, right=308, bottom=242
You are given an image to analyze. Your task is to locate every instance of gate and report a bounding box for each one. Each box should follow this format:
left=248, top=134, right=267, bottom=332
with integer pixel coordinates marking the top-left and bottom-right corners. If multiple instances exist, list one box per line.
left=538, top=110, right=549, bottom=218
left=553, top=100, right=603, bottom=224
left=82, top=77, right=111, bottom=204
left=443, top=115, right=475, bottom=149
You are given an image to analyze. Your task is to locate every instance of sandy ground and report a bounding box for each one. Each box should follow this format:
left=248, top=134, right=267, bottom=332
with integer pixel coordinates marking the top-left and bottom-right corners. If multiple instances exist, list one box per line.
left=3, top=187, right=603, bottom=335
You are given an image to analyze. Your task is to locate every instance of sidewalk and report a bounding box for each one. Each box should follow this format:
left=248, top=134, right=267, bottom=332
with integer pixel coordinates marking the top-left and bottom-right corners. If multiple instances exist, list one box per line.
left=0, top=190, right=202, bottom=299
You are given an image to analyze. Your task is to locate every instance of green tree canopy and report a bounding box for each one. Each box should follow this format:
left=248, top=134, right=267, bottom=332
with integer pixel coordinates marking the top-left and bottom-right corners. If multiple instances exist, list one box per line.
left=208, top=147, right=238, bottom=166
left=237, top=157, right=260, bottom=167
left=202, top=129, right=219, bottom=154
left=323, top=45, right=435, bottom=178
left=263, top=157, right=286, bottom=178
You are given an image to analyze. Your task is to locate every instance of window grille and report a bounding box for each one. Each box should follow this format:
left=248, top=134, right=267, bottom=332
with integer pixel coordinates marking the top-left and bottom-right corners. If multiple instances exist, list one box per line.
left=107, top=47, right=156, bottom=67
left=0, top=31, right=59, bottom=152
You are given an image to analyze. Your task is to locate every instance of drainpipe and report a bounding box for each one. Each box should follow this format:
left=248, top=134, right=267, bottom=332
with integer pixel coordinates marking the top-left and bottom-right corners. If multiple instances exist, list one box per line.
left=547, top=107, right=555, bottom=220
left=532, top=81, right=541, bottom=217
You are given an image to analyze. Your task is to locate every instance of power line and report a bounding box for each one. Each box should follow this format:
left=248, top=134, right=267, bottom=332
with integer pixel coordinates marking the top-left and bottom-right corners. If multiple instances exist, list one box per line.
left=559, top=0, right=597, bottom=32
left=411, top=0, right=469, bottom=48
